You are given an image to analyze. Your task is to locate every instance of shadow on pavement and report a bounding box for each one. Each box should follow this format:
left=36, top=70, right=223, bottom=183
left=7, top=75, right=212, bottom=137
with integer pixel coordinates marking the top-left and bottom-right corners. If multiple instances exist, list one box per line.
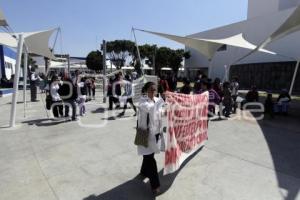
left=248, top=108, right=300, bottom=200
left=22, top=118, right=70, bottom=127
left=91, top=108, right=106, bottom=114
left=83, top=147, right=203, bottom=200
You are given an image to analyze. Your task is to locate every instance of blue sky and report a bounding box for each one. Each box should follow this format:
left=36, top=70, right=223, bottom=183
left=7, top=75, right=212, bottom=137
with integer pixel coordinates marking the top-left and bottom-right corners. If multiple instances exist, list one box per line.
left=1, top=0, right=248, bottom=57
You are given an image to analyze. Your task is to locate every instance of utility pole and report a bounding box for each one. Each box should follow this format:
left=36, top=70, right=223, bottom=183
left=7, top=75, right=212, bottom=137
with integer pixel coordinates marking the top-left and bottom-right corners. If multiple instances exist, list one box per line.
left=67, top=54, right=70, bottom=74
left=102, top=40, right=107, bottom=103
left=9, top=34, right=24, bottom=127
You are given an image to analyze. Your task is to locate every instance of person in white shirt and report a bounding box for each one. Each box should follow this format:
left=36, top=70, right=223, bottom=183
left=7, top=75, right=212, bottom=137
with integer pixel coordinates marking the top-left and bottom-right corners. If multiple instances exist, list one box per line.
left=50, top=75, right=63, bottom=118
left=137, top=82, right=164, bottom=195
left=30, top=68, right=41, bottom=102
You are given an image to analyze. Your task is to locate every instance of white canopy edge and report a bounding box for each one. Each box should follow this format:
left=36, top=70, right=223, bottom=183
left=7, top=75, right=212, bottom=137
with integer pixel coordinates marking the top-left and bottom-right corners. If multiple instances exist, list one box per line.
left=22, top=29, right=57, bottom=59
left=0, top=29, right=57, bottom=59
left=136, top=29, right=276, bottom=61
left=235, top=5, right=300, bottom=64
left=0, top=32, right=17, bottom=47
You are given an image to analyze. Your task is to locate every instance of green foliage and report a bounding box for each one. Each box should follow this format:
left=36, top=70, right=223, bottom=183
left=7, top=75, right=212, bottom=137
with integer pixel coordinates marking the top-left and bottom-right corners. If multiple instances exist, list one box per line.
left=86, top=50, right=103, bottom=72
left=91, top=39, right=191, bottom=76
left=21, top=55, right=37, bottom=69
left=155, top=47, right=190, bottom=75
left=106, top=40, right=135, bottom=69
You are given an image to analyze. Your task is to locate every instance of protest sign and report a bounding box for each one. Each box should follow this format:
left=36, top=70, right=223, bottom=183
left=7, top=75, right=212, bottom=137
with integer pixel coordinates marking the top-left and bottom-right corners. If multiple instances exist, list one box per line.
left=164, top=92, right=209, bottom=175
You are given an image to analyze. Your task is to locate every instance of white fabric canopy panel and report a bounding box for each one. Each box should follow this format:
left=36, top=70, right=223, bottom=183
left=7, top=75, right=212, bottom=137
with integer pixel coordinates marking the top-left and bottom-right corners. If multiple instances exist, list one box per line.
left=22, top=29, right=56, bottom=59
left=0, top=29, right=56, bottom=59
left=235, top=5, right=300, bottom=63
left=263, top=5, right=300, bottom=49
left=136, top=29, right=276, bottom=61
left=0, top=32, right=17, bottom=47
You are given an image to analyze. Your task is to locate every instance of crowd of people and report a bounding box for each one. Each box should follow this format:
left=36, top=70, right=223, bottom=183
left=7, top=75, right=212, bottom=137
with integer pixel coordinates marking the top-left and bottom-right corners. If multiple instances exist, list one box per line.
left=36, top=70, right=97, bottom=121
left=9, top=67, right=293, bottom=195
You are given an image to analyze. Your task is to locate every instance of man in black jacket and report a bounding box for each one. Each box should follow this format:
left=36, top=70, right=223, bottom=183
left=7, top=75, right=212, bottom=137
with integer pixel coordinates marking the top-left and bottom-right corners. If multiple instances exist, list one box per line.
left=59, top=74, right=78, bottom=121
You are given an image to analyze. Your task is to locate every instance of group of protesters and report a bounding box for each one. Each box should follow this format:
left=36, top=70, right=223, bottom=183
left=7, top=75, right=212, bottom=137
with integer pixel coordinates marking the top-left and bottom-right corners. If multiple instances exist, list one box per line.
left=106, top=71, right=137, bottom=116
left=157, top=71, right=240, bottom=118
left=41, top=70, right=96, bottom=121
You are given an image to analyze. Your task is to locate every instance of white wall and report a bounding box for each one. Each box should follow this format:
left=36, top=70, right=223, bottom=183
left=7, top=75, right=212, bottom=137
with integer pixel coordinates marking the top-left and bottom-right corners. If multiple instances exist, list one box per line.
left=185, top=7, right=300, bottom=79
left=248, top=0, right=279, bottom=19
left=248, top=0, right=300, bottom=19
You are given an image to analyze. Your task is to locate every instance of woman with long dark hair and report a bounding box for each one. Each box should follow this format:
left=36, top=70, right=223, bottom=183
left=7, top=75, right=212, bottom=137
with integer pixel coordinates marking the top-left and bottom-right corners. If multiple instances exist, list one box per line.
left=137, top=82, right=164, bottom=195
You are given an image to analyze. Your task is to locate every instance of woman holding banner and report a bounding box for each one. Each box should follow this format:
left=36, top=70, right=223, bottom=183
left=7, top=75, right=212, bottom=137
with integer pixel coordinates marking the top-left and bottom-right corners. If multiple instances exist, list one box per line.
left=137, top=82, right=164, bottom=195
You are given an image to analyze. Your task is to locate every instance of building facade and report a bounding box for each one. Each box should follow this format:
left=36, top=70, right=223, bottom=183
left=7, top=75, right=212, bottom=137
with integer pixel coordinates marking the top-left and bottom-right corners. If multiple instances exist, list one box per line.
left=185, top=0, right=300, bottom=92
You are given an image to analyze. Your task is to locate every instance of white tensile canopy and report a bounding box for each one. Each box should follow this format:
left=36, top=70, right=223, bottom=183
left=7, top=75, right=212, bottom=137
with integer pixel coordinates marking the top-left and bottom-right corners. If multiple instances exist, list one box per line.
left=235, top=5, right=300, bottom=95
left=0, top=32, right=17, bottom=47
left=0, top=29, right=56, bottom=59
left=136, top=29, right=276, bottom=78
left=23, top=29, right=56, bottom=59
left=0, top=29, right=57, bottom=127
left=136, top=29, right=275, bottom=61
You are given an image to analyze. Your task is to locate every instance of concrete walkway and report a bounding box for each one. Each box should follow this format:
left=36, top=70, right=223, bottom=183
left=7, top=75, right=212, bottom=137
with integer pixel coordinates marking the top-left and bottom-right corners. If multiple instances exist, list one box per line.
left=0, top=90, right=299, bottom=200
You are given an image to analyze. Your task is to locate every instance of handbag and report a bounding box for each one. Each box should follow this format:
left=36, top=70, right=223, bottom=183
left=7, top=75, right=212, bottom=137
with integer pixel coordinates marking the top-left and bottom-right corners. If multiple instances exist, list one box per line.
left=134, top=113, right=150, bottom=147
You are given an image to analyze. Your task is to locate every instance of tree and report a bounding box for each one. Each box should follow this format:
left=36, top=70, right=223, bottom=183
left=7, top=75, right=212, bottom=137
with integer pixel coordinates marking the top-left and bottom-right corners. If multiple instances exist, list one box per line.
left=155, top=47, right=172, bottom=76
left=169, top=50, right=191, bottom=74
left=138, top=44, right=157, bottom=65
left=106, top=40, right=135, bottom=69
left=154, top=47, right=191, bottom=76
left=86, top=50, right=103, bottom=72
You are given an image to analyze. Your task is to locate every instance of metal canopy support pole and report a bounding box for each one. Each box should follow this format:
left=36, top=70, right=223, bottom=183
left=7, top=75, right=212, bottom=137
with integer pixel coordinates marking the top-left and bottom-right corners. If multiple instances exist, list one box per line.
left=23, top=47, right=28, bottom=118
left=289, top=60, right=299, bottom=95
left=153, top=46, right=156, bottom=76
left=208, top=59, right=212, bottom=79
left=67, top=54, right=70, bottom=74
left=9, top=34, right=24, bottom=128
left=102, top=40, right=107, bottom=103
left=132, top=28, right=143, bottom=75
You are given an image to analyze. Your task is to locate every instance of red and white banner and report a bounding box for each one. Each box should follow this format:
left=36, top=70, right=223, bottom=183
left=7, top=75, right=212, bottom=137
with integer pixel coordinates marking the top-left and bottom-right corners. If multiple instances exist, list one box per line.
left=164, top=92, right=209, bottom=175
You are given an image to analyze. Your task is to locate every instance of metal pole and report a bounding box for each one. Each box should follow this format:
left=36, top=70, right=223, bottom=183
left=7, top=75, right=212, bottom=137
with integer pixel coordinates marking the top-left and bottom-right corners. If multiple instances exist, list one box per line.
left=208, top=59, right=212, bottom=78
left=44, top=57, right=49, bottom=74
left=9, top=34, right=24, bottom=128
left=67, top=54, right=70, bottom=74
left=289, top=60, right=299, bottom=95
left=132, top=28, right=143, bottom=75
left=225, top=65, right=231, bottom=82
left=110, top=60, right=112, bottom=73
left=102, top=40, right=107, bottom=103
left=153, top=46, right=156, bottom=75
left=23, top=47, right=28, bottom=118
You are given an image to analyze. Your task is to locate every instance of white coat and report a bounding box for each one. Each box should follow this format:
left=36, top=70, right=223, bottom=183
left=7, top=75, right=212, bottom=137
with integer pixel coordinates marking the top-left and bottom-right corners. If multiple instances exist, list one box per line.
left=137, top=96, right=165, bottom=156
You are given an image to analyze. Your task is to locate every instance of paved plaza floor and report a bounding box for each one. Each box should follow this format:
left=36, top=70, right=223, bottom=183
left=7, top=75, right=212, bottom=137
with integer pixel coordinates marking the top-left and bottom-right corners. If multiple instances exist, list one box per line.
left=0, top=90, right=300, bottom=200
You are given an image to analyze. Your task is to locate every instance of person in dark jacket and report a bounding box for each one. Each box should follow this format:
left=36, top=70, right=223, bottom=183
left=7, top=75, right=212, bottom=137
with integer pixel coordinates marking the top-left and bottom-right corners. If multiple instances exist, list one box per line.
left=180, top=78, right=191, bottom=94
left=58, top=73, right=78, bottom=121
left=264, top=93, right=274, bottom=118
